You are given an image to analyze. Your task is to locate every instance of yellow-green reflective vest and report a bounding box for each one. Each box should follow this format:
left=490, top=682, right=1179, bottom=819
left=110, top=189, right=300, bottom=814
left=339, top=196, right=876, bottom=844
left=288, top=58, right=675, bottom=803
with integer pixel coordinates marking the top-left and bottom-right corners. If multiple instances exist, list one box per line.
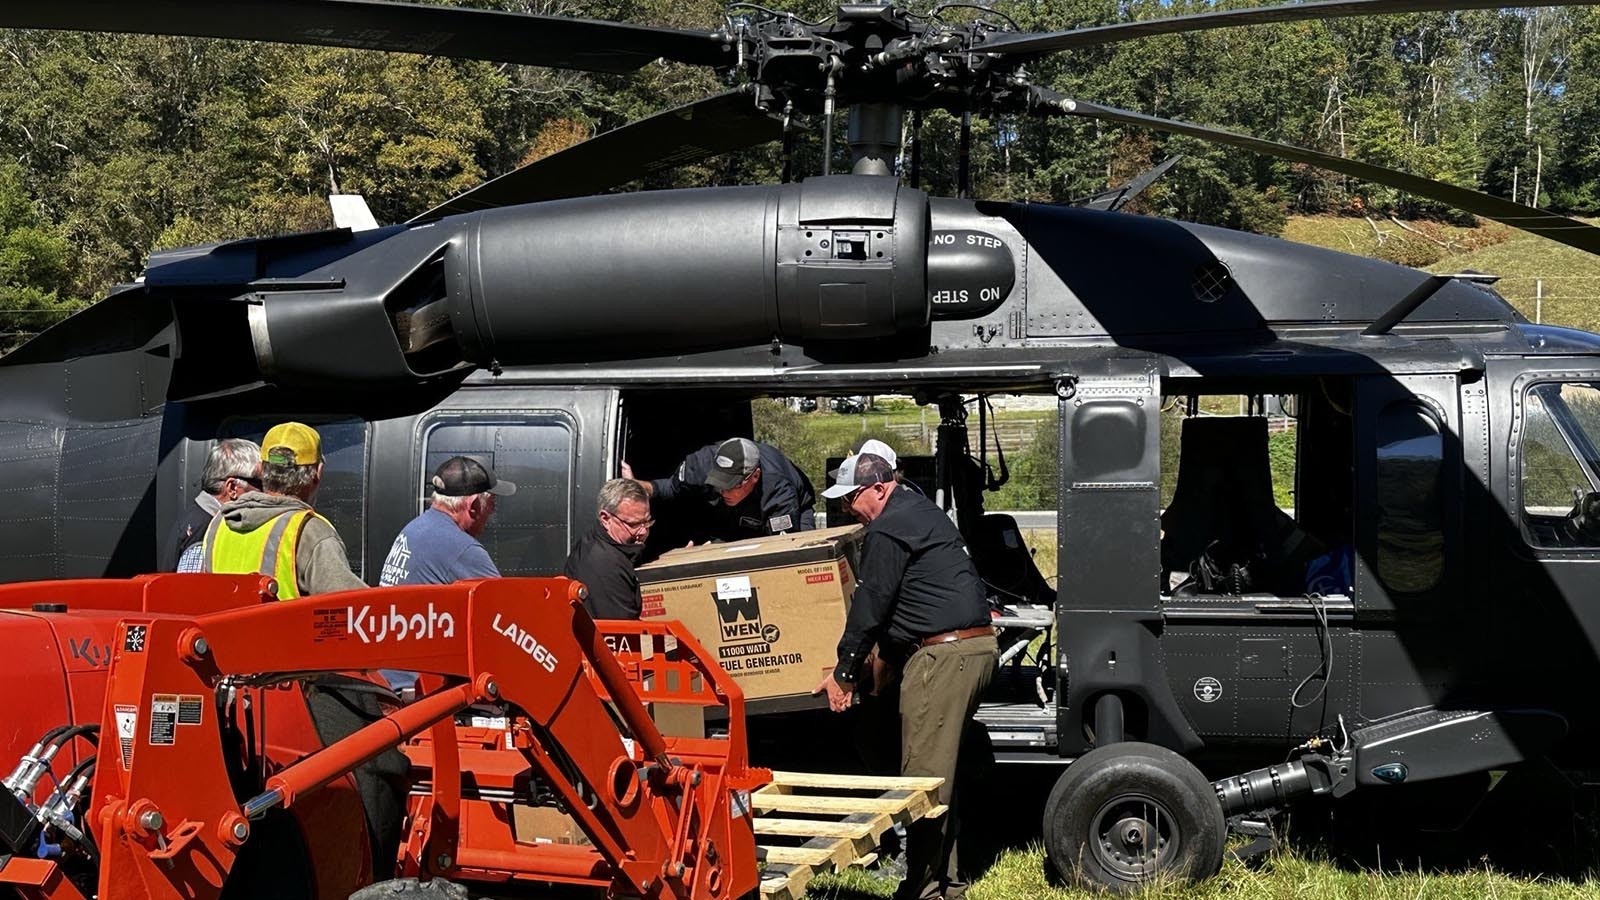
left=201, top=509, right=318, bottom=600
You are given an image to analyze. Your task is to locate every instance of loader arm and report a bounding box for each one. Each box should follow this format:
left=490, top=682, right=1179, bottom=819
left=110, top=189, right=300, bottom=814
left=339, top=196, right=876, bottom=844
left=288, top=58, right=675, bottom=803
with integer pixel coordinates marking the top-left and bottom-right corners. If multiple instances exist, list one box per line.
left=0, top=575, right=766, bottom=900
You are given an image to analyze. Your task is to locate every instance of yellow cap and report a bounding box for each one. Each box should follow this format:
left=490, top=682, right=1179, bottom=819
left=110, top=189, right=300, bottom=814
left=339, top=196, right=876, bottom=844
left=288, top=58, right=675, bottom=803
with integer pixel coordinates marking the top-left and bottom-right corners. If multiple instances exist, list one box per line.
left=262, top=422, right=322, bottom=467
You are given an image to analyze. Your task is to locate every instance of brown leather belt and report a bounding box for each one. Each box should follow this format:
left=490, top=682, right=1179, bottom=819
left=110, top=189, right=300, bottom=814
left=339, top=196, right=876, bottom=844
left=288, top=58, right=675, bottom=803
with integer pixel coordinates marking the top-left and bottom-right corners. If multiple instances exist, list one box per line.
left=919, top=625, right=993, bottom=648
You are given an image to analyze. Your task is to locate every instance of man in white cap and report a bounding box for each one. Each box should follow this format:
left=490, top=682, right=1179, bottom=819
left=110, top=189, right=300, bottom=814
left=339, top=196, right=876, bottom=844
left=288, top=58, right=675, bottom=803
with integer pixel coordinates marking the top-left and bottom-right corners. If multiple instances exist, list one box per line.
left=815, top=450, right=995, bottom=900
left=854, top=438, right=925, bottom=496
left=624, top=436, right=815, bottom=542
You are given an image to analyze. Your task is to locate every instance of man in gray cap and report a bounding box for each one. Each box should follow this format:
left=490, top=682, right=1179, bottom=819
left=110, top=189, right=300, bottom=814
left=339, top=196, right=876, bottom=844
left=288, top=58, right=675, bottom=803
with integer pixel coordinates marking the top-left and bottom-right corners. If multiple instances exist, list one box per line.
left=625, top=437, right=815, bottom=542
left=379, top=456, right=516, bottom=586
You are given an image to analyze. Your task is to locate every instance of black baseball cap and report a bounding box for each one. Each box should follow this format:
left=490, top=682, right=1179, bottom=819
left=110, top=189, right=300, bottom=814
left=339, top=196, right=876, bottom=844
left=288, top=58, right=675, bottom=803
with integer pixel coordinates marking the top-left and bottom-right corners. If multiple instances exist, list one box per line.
left=705, top=438, right=760, bottom=491
left=431, top=456, right=517, bottom=497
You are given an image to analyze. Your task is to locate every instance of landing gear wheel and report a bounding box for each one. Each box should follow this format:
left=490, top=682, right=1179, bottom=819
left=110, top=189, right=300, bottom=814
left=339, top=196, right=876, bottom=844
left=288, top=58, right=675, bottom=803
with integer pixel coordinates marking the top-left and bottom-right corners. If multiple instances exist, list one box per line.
left=1042, top=742, right=1225, bottom=892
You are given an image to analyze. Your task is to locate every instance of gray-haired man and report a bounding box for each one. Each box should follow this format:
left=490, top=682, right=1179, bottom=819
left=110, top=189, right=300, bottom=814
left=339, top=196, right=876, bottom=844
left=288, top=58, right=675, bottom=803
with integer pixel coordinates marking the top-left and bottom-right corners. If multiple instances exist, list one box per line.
left=379, top=456, right=516, bottom=587
left=563, top=478, right=655, bottom=619
left=163, top=438, right=262, bottom=573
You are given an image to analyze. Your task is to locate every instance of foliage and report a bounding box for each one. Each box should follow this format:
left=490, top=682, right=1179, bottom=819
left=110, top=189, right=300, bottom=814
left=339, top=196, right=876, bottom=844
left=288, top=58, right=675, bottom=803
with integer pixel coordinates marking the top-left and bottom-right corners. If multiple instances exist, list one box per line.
left=0, top=161, right=81, bottom=351
left=986, top=416, right=1059, bottom=512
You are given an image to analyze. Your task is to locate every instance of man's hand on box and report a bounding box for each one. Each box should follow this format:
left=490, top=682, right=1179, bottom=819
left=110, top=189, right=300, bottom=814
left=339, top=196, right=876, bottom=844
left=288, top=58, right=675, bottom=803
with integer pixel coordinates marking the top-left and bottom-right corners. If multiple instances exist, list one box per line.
left=815, top=674, right=854, bottom=713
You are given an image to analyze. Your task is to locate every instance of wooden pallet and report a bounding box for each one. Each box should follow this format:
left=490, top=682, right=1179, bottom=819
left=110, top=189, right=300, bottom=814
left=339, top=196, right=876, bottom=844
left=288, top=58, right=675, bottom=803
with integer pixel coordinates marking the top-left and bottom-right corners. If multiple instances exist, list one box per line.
left=754, top=771, right=947, bottom=900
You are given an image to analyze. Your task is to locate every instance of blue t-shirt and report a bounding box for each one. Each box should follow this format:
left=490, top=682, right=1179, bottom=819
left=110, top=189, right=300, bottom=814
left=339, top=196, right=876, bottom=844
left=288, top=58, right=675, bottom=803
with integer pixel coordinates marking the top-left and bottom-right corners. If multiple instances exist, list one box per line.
left=379, top=508, right=500, bottom=586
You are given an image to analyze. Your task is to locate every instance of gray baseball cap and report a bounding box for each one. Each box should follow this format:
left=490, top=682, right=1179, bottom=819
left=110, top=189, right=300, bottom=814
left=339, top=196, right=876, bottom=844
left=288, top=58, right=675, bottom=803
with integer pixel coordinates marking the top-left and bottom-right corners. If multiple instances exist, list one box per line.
left=705, top=437, right=760, bottom=491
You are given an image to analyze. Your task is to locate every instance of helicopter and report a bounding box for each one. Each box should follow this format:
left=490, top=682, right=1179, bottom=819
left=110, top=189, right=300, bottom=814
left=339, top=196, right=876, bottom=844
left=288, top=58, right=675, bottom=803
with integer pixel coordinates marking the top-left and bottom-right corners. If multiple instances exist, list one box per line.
left=7, top=0, right=1600, bottom=890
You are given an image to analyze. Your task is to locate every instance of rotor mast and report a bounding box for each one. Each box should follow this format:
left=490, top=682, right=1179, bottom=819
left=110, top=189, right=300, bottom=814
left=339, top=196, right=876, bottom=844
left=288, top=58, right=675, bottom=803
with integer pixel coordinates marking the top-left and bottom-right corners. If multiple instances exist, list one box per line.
left=847, top=102, right=903, bottom=176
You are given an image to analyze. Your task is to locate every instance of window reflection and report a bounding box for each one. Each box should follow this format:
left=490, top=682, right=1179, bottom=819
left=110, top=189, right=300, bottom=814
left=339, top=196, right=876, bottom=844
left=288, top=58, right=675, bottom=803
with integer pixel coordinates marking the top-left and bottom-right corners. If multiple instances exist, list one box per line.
left=423, top=417, right=573, bottom=576
left=1375, top=402, right=1443, bottom=594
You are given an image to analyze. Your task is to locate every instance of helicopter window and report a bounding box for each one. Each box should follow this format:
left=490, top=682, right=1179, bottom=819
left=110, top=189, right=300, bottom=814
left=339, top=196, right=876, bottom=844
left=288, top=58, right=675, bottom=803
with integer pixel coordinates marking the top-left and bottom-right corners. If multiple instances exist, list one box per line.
left=1374, top=402, right=1444, bottom=594
left=420, top=415, right=574, bottom=577
left=222, top=417, right=368, bottom=577
left=1519, top=382, right=1600, bottom=549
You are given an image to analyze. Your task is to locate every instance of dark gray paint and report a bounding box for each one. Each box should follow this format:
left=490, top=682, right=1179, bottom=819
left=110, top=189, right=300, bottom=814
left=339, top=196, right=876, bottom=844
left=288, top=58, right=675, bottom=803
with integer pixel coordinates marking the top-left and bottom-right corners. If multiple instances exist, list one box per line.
left=5, top=184, right=1600, bottom=799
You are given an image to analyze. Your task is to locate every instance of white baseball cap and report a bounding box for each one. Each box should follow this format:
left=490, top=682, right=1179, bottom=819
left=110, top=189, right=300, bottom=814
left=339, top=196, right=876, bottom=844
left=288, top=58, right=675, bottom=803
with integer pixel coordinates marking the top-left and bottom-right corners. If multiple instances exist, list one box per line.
left=855, top=439, right=898, bottom=468
left=823, top=452, right=895, bottom=499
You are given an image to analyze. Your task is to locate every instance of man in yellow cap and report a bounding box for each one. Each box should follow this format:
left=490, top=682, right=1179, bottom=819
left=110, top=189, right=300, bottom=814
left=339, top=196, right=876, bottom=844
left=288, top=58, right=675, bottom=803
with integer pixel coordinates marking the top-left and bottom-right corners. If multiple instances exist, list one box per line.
left=201, top=421, right=365, bottom=598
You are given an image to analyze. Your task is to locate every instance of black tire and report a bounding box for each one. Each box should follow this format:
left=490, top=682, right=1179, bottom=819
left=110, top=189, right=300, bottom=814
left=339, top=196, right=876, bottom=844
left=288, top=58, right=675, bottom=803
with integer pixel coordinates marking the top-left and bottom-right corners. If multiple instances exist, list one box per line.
left=1042, top=742, right=1226, bottom=892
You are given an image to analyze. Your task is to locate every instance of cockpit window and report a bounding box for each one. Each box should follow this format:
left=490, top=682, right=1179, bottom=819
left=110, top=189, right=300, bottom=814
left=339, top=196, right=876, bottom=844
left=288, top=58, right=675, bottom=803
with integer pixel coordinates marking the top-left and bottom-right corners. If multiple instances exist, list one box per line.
left=1520, top=382, right=1600, bottom=548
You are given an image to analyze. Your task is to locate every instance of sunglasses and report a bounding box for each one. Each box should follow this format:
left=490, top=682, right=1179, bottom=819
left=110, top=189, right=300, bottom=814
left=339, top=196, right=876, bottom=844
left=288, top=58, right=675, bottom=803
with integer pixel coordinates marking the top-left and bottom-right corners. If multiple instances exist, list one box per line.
left=229, top=475, right=263, bottom=490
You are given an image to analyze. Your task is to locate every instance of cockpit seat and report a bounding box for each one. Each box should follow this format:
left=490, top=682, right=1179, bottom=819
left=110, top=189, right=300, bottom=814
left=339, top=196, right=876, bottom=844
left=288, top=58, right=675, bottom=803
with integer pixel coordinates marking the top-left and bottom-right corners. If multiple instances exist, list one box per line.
left=1161, top=416, right=1320, bottom=595
left=970, top=512, right=1057, bottom=608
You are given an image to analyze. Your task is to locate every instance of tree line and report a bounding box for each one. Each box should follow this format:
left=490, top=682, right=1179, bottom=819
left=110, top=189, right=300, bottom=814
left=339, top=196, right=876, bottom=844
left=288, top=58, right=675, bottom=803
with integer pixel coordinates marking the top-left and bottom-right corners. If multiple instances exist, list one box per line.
left=2, top=0, right=1598, bottom=346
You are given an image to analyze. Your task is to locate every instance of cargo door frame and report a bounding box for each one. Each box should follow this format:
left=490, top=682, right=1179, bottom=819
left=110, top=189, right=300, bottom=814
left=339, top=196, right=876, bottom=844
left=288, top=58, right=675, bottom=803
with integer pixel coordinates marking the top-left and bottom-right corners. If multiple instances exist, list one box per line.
left=1054, top=357, right=1199, bottom=756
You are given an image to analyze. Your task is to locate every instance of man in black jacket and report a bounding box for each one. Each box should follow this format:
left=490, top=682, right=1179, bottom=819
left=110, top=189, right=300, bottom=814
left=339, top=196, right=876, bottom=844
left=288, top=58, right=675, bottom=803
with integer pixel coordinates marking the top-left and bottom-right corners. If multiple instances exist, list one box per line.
left=625, top=437, right=814, bottom=543
left=815, top=451, right=996, bottom=900
left=563, top=478, right=654, bottom=619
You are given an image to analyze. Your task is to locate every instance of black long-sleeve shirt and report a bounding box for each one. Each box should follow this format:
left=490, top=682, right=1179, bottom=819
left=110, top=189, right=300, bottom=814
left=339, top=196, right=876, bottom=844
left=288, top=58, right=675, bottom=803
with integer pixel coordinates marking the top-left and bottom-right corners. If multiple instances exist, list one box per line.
left=833, top=487, right=991, bottom=682
left=563, top=524, right=647, bottom=619
left=651, top=441, right=816, bottom=541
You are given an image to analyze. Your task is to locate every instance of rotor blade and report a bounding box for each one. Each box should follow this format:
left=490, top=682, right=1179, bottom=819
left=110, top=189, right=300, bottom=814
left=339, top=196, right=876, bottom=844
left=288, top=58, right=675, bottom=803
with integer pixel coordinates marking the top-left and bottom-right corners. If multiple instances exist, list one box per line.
left=1071, top=155, right=1182, bottom=211
left=412, top=90, right=782, bottom=221
left=984, top=0, right=1600, bottom=56
left=0, top=0, right=730, bottom=75
left=1032, top=88, right=1600, bottom=256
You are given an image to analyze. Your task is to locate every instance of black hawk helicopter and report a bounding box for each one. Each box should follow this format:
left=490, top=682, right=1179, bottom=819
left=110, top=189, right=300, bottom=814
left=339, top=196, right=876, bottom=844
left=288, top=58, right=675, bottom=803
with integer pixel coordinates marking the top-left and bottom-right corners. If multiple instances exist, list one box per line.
left=7, top=0, right=1600, bottom=890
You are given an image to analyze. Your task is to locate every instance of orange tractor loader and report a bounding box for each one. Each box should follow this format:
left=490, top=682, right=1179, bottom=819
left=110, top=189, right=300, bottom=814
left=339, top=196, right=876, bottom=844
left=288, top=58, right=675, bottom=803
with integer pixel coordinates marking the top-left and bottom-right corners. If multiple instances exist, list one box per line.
left=0, top=575, right=769, bottom=900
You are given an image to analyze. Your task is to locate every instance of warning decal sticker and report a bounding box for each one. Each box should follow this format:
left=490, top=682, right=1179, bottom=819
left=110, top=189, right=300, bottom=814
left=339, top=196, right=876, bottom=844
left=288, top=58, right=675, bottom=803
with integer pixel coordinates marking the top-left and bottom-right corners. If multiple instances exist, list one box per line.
left=114, top=704, right=137, bottom=770
left=149, top=694, right=178, bottom=746
left=177, top=694, right=204, bottom=726
left=311, top=607, right=348, bottom=643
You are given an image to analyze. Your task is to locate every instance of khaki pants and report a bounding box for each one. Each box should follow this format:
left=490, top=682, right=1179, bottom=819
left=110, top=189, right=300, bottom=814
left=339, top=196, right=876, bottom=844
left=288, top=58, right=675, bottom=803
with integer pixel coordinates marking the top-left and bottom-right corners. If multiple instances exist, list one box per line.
left=896, top=634, right=997, bottom=900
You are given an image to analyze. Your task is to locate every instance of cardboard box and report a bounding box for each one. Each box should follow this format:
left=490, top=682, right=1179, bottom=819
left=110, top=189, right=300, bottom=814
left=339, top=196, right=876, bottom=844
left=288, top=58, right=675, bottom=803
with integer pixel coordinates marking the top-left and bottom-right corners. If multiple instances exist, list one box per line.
left=512, top=804, right=592, bottom=847
left=637, top=525, right=862, bottom=707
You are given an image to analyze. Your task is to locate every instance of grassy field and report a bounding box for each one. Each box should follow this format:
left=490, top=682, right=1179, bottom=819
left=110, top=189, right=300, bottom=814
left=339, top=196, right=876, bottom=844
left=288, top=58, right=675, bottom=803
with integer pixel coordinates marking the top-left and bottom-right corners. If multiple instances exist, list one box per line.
left=1284, top=214, right=1600, bottom=334
left=810, top=846, right=1600, bottom=900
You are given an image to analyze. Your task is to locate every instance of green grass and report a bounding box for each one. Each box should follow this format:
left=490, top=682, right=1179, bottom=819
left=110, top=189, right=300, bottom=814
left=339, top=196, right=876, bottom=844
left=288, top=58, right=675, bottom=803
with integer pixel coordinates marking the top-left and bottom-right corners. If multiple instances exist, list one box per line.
left=1282, top=214, right=1600, bottom=334
left=1424, top=223, right=1600, bottom=335
left=806, top=845, right=1600, bottom=900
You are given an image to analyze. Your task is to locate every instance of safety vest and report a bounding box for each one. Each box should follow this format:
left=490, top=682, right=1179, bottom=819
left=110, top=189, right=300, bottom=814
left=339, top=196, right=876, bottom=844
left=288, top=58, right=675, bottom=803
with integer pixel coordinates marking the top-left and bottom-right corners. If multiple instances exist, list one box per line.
left=201, top=509, right=319, bottom=600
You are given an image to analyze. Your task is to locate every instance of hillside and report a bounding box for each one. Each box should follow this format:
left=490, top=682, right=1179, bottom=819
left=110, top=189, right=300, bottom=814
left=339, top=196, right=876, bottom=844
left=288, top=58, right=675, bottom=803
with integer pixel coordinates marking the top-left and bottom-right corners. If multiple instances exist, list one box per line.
left=1283, top=215, right=1600, bottom=333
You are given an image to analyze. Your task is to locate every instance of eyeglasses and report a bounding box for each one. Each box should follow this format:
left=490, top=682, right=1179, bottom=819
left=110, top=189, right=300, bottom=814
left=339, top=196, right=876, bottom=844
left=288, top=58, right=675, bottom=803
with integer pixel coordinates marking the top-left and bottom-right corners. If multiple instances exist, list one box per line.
left=605, top=511, right=654, bottom=531
left=229, top=475, right=263, bottom=490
